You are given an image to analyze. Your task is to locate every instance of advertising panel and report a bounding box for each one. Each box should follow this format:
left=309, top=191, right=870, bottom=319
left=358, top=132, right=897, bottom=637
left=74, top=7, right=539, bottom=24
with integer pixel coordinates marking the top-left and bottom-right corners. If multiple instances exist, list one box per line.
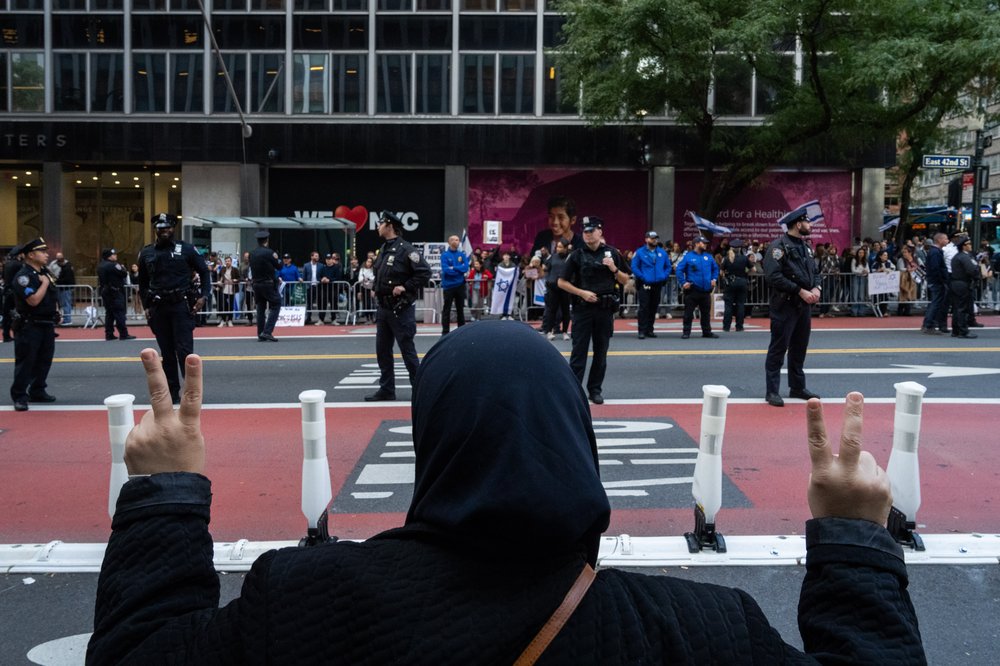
left=673, top=171, right=855, bottom=248
left=268, top=168, right=445, bottom=261
left=468, top=169, right=649, bottom=253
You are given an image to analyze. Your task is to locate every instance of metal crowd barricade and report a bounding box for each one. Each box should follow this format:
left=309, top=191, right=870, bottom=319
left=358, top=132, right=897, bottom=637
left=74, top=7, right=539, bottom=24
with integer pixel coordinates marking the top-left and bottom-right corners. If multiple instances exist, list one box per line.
left=466, top=276, right=493, bottom=320
left=55, top=284, right=98, bottom=327
left=350, top=280, right=378, bottom=324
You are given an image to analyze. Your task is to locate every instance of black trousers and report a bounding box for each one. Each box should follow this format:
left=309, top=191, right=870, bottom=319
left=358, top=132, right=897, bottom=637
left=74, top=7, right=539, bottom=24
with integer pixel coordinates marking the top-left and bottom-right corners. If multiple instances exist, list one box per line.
left=102, top=289, right=129, bottom=338
left=949, top=280, right=971, bottom=335
left=2, top=292, right=14, bottom=340
left=10, top=321, right=55, bottom=401
left=441, top=285, right=466, bottom=333
left=542, top=285, right=570, bottom=334
left=375, top=303, right=419, bottom=394
left=569, top=305, right=614, bottom=394
left=765, top=300, right=812, bottom=395
left=305, top=284, right=321, bottom=324
left=723, top=278, right=748, bottom=331
left=148, top=300, right=195, bottom=399
left=682, top=288, right=713, bottom=335
left=253, top=282, right=281, bottom=336
left=636, top=282, right=664, bottom=335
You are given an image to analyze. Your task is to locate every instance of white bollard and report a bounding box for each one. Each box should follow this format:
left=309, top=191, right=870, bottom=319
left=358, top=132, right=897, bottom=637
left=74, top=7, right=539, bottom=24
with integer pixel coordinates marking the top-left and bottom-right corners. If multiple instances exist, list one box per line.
left=104, top=394, right=136, bottom=518
left=887, top=381, right=927, bottom=522
left=693, top=385, right=730, bottom=525
left=299, top=390, right=332, bottom=531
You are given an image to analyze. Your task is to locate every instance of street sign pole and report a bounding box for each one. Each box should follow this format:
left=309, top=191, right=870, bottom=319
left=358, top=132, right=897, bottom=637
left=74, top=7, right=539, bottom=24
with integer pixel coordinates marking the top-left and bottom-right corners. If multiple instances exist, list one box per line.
left=972, top=130, right=986, bottom=250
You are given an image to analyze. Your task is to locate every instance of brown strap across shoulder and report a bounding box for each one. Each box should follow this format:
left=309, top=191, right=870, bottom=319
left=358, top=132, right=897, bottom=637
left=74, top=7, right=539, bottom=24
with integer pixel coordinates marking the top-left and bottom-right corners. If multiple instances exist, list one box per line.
left=513, top=563, right=597, bottom=666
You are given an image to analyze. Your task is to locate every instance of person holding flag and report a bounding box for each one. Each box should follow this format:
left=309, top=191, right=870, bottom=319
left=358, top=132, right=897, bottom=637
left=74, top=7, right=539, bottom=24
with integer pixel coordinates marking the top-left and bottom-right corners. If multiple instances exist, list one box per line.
left=762, top=201, right=823, bottom=407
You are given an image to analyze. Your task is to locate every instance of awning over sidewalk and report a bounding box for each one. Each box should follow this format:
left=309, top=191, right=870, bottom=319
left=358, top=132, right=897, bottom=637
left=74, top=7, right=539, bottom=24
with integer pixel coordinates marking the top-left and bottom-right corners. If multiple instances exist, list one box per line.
left=187, top=216, right=356, bottom=231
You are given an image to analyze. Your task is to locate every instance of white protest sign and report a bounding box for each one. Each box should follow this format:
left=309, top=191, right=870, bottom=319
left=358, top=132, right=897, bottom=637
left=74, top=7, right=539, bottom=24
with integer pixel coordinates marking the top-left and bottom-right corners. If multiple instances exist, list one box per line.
left=868, top=271, right=899, bottom=296
left=276, top=306, right=307, bottom=327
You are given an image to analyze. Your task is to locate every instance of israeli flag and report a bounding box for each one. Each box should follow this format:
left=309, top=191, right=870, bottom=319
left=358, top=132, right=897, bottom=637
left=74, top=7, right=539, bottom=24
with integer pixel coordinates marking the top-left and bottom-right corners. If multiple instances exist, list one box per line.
left=490, top=264, right=519, bottom=316
left=776, top=200, right=825, bottom=232
left=460, top=228, right=474, bottom=257
left=878, top=216, right=900, bottom=233
left=685, top=210, right=733, bottom=235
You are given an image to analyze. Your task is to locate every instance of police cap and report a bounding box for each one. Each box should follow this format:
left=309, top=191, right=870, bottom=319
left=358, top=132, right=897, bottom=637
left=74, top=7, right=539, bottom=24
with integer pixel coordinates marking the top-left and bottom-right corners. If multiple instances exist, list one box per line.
left=7, top=243, right=23, bottom=258
left=694, top=235, right=710, bottom=245
left=21, top=237, right=48, bottom=254
left=102, top=248, right=117, bottom=260
left=255, top=229, right=270, bottom=240
left=282, top=253, right=292, bottom=259
left=379, top=210, right=403, bottom=229
left=152, top=212, right=178, bottom=228
left=582, top=216, right=604, bottom=232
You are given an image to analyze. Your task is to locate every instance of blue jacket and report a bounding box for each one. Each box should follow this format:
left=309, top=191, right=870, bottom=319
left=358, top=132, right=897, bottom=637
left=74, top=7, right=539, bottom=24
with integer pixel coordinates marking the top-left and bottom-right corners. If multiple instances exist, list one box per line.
left=277, top=264, right=301, bottom=283
left=440, top=248, right=469, bottom=289
left=631, top=245, right=671, bottom=284
left=675, top=250, right=718, bottom=292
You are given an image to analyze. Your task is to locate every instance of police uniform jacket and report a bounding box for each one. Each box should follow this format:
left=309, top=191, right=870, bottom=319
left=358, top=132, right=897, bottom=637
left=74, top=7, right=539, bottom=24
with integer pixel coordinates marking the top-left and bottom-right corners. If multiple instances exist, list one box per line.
left=630, top=245, right=671, bottom=285
left=249, top=246, right=281, bottom=283
left=763, top=234, right=820, bottom=308
left=675, top=250, right=719, bottom=291
left=562, top=243, right=628, bottom=301
left=373, top=237, right=431, bottom=299
left=13, top=264, right=59, bottom=321
left=951, top=251, right=978, bottom=284
left=721, top=253, right=749, bottom=280
left=137, top=240, right=211, bottom=309
left=98, top=259, right=129, bottom=292
left=3, top=257, right=23, bottom=295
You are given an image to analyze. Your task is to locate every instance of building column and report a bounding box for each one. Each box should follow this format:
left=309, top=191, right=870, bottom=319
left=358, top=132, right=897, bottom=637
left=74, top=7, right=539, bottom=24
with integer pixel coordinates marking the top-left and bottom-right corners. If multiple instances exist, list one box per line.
left=651, top=166, right=676, bottom=241
left=443, top=164, right=467, bottom=239
left=859, top=168, right=885, bottom=241
left=43, top=162, right=63, bottom=244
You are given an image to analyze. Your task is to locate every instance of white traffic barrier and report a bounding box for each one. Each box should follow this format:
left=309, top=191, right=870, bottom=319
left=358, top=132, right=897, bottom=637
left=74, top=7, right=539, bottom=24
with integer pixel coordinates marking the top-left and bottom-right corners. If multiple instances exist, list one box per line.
left=887, top=381, right=927, bottom=550
left=104, top=394, right=136, bottom=518
left=685, top=384, right=730, bottom=553
left=299, top=390, right=333, bottom=546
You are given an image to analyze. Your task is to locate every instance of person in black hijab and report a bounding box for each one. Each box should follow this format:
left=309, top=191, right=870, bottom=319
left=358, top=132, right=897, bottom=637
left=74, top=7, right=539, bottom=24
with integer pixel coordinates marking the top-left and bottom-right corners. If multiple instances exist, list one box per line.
left=90, top=323, right=925, bottom=664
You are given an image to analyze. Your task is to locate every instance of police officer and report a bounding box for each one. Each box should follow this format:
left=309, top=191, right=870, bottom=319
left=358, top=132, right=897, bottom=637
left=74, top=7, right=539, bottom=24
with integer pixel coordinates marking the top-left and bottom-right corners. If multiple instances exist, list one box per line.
left=3, top=244, right=24, bottom=342
left=721, top=238, right=750, bottom=332
left=557, top=216, right=630, bottom=405
left=675, top=235, right=719, bottom=339
left=248, top=229, right=282, bottom=342
left=762, top=212, right=821, bottom=407
left=137, top=213, right=211, bottom=403
left=9, top=238, right=59, bottom=411
left=630, top=230, right=671, bottom=339
left=98, top=248, right=136, bottom=341
left=365, top=211, right=431, bottom=402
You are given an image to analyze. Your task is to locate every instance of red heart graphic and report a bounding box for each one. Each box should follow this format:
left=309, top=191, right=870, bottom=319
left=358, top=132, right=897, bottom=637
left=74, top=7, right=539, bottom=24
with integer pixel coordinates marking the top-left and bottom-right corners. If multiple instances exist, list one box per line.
left=335, top=205, right=369, bottom=232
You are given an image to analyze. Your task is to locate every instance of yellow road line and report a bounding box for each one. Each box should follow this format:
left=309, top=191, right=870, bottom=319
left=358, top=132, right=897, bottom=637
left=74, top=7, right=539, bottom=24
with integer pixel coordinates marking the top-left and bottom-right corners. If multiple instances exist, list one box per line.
left=0, top=345, right=993, bottom=364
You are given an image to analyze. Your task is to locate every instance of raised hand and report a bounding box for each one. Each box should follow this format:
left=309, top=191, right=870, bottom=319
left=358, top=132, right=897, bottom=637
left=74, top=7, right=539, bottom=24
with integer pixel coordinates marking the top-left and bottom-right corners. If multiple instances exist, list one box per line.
left=806, top=392, right=892, bottom=525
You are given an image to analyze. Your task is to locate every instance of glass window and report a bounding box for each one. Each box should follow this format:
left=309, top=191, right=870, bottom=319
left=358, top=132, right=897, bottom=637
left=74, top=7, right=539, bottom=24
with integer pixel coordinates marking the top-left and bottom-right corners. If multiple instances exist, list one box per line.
left=333, top=0, right=367, bottom=8
left=295, top=0, right=328, bottom=8
left=0, top=54, right=7, bottom=112
left=377, top=17, right=452, bottom=50
left=542, top=53, right=575, bottom=115
left=501, top=0, right=533, bottom=9
left=251, top=53, right=285, bottom=113
left=213, top=53, right=247, bottom=113
left=131, top=15, right=202, bottom=49
left=93, top=53, right=124, bottom=111
left=251, top=0, right=286, bottom=8
left=11, top=52, right=45, bottom=112
left=171, top=53, right=203, bottom=112
left=417, top=0, right=450, bottom=9
left=377, top=54, right=410, bottom=114
left=459, top=16, right=534, bottom=50
left=713, top=55, right=752, bottom=116
left=53, top=15, right=125, bottom=49
left=542, top=15, right=565, bottom=48
left=92, top=0, right=124, bottom=8
left=54, top=0, right=86, bottom=9
left=461, top=0, right=492, bottom=9
left=213, top=16, right=285, bottom=49
left=293, top=53, right=329, bottom=113
left=12, top=0, right=44, bottom=8
left=755, top=54, right=794, bottom=115
left=215, top=0, right=249, bottom=8
left=294, top=15, right=368, bottom=50
left=499, top=54, right=532, bottom=114
left=133, top=0, right=167, bottom=8
left=133, top=53, right=166, bottom=112
left=332, top=54, right=366, bottom=112
left=415, top=53, right=449, bottom=114
left=54, top=53, right=87, bottom=112
left=460, top=54, right=494, bottom=114
left=0, top=15, right=45, bottom=48
left=379, top=0, right=412, bottom=9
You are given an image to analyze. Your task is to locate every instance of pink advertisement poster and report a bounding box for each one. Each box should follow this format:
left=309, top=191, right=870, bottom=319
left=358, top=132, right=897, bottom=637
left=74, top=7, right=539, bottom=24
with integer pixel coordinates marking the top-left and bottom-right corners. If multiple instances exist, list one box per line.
left=468, top=169, right=649, bottom=253
left=674, top=171, right=856, bottom=249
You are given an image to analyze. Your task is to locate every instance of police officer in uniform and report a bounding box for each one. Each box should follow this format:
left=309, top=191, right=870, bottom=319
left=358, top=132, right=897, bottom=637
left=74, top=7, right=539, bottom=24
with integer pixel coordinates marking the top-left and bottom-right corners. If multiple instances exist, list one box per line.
left=762, top=212, right=821, bottom=407
left=98, top=248, right=136, bottom=341
left=137, top=213, right=211, bottom=403
left=721, top=238, right=750, bottom=332
left=365, top=211, right=431, bottom=402
left=3, top=244, right=24, bottom=342
left=9, top=238, right=59, bottom=411
left=248, top=229, right=282, bottom=342
left=557, top=216, right=630, bottom=405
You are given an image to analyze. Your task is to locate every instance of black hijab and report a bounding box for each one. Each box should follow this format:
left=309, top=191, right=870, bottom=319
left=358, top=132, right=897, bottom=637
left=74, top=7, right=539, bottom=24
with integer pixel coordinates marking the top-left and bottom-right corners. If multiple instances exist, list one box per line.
left=401, top=320, right=610, bottom=566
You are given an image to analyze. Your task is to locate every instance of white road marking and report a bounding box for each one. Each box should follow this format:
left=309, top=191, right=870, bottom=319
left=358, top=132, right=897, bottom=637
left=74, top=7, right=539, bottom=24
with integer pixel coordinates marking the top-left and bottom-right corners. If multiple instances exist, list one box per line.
left=605, top=490, right=649, bottom=497
left=603, top=477, right=694, bottom=488
left=630, top=459, right=698, bottom=465
left=351, top=492, right=394, bottom=499
left=596, top=438, right=656, bottom=446
left=355, top=463, right=414, bottom=485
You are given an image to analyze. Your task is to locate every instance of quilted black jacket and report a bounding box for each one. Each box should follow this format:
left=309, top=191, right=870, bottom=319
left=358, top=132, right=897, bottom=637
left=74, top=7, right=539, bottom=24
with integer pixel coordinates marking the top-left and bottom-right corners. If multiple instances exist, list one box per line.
left=88, top=474, right=924, bottom=665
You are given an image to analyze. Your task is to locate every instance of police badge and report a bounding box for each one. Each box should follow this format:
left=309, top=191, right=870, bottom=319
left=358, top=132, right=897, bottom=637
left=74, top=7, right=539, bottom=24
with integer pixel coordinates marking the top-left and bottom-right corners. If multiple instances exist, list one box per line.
left=771, top=248, right=784, bottom=260
left=409, top=251, right=421, bottom=263
left=17, top=275, right=30, bottom=286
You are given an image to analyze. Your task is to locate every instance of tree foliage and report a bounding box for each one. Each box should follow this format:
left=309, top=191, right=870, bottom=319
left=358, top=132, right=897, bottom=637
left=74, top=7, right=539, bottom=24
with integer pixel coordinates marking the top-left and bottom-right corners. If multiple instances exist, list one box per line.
left=556, top=0, right=1000, bottom=220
